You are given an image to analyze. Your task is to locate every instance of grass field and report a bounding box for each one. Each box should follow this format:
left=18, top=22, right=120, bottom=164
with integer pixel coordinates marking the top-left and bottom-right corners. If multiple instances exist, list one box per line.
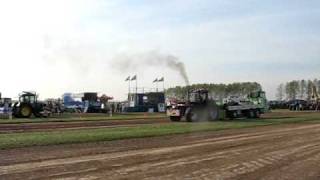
left=1, top=111, right=320, bottom=150
left=0, top=113, right=166, bottom=124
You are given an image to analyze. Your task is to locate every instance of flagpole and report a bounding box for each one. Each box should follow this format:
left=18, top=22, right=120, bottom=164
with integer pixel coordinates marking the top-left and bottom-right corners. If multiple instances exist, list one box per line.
left=156, top=81, right=158, bottom=92
left=125, top=76, right=131, bottom=100
left=129, top=79, right=131, bottom=95
left=163, top=79, right=165, bottom=92
left=136, top=76, right=138, bottom=106
left=136, top=75, right=138, bottom=94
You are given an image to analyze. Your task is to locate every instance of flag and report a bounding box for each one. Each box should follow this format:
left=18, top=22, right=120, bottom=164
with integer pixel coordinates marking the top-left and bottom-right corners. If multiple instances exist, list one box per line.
left=158, top=77, right=164, bottom=82
left=153, top=78, right=158, bottom=83
left=131, top=75, right=137, bottom=81
left=125, top=76, right=130, bottom=81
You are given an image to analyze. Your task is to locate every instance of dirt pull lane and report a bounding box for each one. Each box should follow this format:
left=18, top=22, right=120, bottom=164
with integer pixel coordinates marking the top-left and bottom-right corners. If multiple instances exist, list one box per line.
left=1, top=123, right=320, bottom=180
left=0, top=118, right=169, bottom=133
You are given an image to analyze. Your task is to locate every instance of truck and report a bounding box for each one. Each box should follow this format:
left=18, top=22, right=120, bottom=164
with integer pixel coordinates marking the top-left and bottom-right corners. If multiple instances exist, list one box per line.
left=166, top=89, right=268, bottom=122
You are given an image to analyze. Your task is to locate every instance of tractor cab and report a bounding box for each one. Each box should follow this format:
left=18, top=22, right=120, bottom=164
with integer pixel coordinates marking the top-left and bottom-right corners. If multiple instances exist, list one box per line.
left=247, top=91, right=269, bottom=113
left=248, top=91, right=265, bottom=99
left=19, top=92, right=37, bottom=104
left=189, top=89, right=209, bottom=104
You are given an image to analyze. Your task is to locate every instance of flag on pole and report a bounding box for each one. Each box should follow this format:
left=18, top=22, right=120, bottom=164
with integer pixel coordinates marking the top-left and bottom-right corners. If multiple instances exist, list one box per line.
left=125, top=76, right=131, bottom=81
left=158, top=77, right=164, bottom=82
left=153, top=78, right=158, bottom=83
left=131, top=75, right=137, bottom=81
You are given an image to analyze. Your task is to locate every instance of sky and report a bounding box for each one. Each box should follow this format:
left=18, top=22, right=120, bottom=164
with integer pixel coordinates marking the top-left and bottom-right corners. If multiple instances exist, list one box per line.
left=0, top=0, right=319, bottom=100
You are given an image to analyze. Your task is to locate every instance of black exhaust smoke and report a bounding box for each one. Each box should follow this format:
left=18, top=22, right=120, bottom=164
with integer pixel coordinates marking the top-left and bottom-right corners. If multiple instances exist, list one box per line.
left=111, top=51, right=190, bottom=85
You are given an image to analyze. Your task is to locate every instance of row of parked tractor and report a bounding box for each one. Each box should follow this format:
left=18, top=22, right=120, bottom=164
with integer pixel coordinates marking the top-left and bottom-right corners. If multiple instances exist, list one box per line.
left=0, top=91, right=63, bottom=118
left=269, top=99, right=320, bottom=111
left=0, top=91, right=120, bottom=119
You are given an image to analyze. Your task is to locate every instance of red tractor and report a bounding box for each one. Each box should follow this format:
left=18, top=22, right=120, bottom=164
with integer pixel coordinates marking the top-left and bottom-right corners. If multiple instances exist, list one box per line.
left=167, top=89, right=220, bottom=122
left=167, top=89, right=268, bottom=122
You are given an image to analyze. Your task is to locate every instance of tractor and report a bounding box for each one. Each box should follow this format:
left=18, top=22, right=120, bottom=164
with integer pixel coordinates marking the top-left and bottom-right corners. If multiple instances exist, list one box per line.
left=167, top=89, right=268, bottom=122
left=167, top=89, right=220, bottom=122
left=12, top=92, right=47, bottom=118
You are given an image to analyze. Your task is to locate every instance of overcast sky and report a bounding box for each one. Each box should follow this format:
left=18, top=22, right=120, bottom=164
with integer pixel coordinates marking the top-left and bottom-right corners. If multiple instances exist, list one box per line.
left=0, top=0, right=319, bottom=100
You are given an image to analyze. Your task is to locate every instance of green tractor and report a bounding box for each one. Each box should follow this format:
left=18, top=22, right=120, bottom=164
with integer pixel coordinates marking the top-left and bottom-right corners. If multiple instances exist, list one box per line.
left=12, top=92, right=46, bottom=118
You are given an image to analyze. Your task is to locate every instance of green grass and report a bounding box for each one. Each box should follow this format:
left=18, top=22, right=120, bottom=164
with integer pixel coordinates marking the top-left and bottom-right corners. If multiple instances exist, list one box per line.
left=0, top=113, right=166, bottom=124
left=1, top=113, right=320, bottom=150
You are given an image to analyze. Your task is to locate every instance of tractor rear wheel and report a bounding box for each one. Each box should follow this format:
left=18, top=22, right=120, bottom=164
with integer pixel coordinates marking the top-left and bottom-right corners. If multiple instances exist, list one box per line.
left=186, top=110, right=200, bottom=122
left=19, top=104, right=32, bottom=118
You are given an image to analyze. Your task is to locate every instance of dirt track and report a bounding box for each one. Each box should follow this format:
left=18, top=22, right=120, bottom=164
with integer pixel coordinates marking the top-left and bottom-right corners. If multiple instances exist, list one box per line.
left=0, top=111, right=313, bottom=134
left=1, top=122, right=320, bottom=179
left=0, top=118, right=169, bottom=133
left=0, top=110, right=316, bottom=134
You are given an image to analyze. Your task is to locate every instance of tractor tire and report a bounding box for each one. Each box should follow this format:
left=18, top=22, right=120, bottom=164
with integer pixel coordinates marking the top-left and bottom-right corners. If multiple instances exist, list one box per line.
left=186, top=110, right=200, bottom=122
left=170, top=116, right=181, bottom=122
left=12, top=103, right=21, bottom=118
left=19, top=104, right=32, bottom=118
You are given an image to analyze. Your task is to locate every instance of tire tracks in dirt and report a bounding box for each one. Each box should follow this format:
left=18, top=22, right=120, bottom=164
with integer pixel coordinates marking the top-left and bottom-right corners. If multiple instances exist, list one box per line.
left=0, top=118, right=169, bottom=133
left=2, top=123, right=320, bottom=179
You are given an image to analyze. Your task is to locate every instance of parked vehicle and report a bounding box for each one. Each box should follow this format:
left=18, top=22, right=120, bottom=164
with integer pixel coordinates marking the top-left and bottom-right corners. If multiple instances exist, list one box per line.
left=166, top=89, right=268, bottom=122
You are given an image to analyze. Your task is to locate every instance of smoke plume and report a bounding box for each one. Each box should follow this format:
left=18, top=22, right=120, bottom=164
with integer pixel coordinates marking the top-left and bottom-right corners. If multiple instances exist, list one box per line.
left=112, top=51, right=190, bottom=85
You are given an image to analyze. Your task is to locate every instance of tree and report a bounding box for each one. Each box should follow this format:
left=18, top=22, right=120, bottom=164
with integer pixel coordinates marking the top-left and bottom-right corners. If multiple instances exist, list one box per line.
left=315, top=79, right=320, bottom=93
left=285, top=81, right=299, bottom=100
left=299, top=80, right=307, bottom=99
left=276, top=83, right=285, bottom=100
left=165, top=82, right=262, bottom=101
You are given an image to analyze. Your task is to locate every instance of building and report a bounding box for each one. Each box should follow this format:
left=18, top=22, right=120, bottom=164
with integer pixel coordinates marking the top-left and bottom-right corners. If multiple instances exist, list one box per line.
left=126, top=92, right=165, bottom=112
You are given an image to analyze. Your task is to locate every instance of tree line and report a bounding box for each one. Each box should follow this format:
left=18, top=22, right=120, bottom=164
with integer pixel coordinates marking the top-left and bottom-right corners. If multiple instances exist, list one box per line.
left=165, top=82, right=262, bottom=101
left=276, top=79, right=320, bottom=101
